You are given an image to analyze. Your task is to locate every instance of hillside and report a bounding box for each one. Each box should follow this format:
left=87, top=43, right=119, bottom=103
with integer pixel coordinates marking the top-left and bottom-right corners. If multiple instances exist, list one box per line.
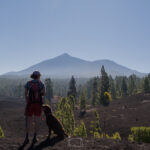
left=1, top=94, right=150, bottom=149
left=3, top=53, right=145, bottom=78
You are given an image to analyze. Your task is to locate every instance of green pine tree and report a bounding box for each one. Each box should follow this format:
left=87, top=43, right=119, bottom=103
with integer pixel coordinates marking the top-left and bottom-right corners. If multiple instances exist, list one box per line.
left=56, top=97, right=75, bottom=135
left=91, top=77, right=99, bottom=106
left=115, top=76, right=122, bottom=97
left=74, top=120, right=87, bottom=137
left=109, top=76, right=116, bottom=100
left=99, top=66, right=110, bottom=106
left=121, top=77, right=128, bottom=96
left=143, top=77, right=150, bottom=93
left=77, top=84, right=82, bottom=99
left=148, top=74, right=150, bottom=83
left=0, top=126, right=4, bottom=138
left=68, top=95, right=75, bottom=110
left=128, top=75, right=136, bottom=95
left=45, top=78, right=53, bottom=103
left=90, top=110, right=101, bottom=137
left=79, top=88, right=87, bottom=112
left=67, top=76, right=77, bottom=102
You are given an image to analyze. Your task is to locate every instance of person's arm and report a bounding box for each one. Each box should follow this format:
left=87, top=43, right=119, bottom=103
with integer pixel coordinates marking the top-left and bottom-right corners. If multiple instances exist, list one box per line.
left=42, top=87, right=46, bottom=96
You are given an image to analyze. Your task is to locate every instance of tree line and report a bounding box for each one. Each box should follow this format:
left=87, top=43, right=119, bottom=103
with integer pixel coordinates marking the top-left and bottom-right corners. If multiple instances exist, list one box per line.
left=0, top=66, right=150, bottom=104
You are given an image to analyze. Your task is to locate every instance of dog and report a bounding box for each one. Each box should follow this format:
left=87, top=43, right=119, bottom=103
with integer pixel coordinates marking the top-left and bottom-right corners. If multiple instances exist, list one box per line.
left=42, top=104, right=68, bottom=139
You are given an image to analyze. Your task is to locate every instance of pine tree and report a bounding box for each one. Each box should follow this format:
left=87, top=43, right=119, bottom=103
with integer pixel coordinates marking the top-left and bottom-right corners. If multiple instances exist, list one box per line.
left=67, top=76, right=77, bottom=102
left=74, top=120, right=87, bottom=137
left=91, top=77, right=99, bottom=106
left=86, top=79, right=94, bottom=99
left=79, top=88, right=87, bottom=112
left=109, top=76, right=116, bottom=100
left=90, top=110, right=101, bottom=137
left=143, top=77, right=150, bottom=93
left=148, top=74, right=150, bottom=89
left=68, top=95, right=75, bottom=110
left=111, top=82, right=116, bottom=100
left=128, top=75, right=136, bottom=95
left=100, top=66, right=109, bottom=92
left=121, top=77, right=128, bottom=96
left=45, top=78, right=53, bottom=103
left=0, top=126, right=4, bottom=138
left=115, top=76, right=122, bottom=97
left=99, top=65, right=110, bottom=106
left=77, top=84, right=82, bottom=99
left=56, top=97, right=75, bottom=135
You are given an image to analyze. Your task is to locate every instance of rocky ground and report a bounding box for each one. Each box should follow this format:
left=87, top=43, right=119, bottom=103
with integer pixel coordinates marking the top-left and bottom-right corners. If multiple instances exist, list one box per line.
left=1, top=94, right=150, bottom=149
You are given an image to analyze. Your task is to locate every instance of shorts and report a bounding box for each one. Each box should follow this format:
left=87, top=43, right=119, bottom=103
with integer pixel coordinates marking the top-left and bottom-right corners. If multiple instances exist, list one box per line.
left=25, top=103, right=42, bottom=117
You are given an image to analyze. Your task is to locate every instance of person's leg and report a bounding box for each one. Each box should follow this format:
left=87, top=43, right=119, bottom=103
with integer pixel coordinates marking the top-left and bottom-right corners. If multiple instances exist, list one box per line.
left=32, top=116, right=40, bottom=143
left=24, top=116, right=32, bottom=143
left=32, top=104, right=42, bottom=143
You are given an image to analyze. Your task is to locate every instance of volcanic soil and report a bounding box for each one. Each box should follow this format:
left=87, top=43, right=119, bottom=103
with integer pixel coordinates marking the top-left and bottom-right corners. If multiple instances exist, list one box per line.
left=1, top=93, right=150, bottom=150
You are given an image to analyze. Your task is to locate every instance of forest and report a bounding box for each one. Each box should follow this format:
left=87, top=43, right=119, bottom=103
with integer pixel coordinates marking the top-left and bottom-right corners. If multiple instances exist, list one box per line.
left=0, top=66, right=149, bottom=103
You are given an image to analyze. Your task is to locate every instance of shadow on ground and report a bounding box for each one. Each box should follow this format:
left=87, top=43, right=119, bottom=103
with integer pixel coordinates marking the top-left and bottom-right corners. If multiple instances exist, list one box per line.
left=18, top=136, right=64, bottom=150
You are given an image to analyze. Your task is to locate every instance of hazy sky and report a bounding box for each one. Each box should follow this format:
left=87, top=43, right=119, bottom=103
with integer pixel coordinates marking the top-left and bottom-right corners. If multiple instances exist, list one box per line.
left=0, top=0, right=150, bottom=74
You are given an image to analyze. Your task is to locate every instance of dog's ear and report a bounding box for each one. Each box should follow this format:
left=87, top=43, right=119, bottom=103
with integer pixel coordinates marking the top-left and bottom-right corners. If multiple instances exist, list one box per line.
left=47, top=107, right=52, bottom=114
left=42, top=104, right=52, bottom=114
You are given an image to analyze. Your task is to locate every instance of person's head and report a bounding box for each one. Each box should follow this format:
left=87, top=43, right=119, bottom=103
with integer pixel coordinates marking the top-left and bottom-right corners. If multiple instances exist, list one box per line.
left=42, top=104, right=52, bottom=115
left=30, top=71, right=41, bottom=80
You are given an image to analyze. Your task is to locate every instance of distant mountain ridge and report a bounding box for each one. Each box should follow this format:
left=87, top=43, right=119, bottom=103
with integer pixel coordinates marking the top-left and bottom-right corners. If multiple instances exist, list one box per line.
left=3, top=53, right=146, bottom=78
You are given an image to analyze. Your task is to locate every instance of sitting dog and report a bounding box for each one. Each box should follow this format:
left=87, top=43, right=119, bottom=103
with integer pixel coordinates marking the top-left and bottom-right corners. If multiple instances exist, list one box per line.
left=42, top=104, right=68, bottom=139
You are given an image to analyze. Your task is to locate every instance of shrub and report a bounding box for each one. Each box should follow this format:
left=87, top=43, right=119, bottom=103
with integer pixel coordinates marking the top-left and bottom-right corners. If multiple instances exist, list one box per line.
left=92, top=131, right=121, bottom=140
left=95, top=132, right=121, bottom=140
left=90, top=110, right=101, bottom=136
left=128, top=127, right=150, bottom=143
left=90, top=110, right=121, bottom=140
left=56, top=97, right=75, bottom=135
left=0, top=126, right=4, bottom=138
left=74, top=120, right=87, bottom=137
left=100, top=91, right=112, bottom=107
left=104, top=92, right=112, bottom=103
left=99, top=133, right=111, bottom=139
left=112, top=132, right=121, bottom=140
left=93, top=131, right=101, bottom=138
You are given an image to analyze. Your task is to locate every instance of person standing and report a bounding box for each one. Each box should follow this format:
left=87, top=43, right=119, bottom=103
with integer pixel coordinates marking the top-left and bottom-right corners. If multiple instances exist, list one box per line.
left=24, top=71, right=45, bottom=144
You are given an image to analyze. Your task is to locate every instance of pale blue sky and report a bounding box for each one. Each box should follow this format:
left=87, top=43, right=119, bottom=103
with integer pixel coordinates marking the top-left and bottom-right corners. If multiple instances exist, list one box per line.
left=0, top=0, right=150, bottom=74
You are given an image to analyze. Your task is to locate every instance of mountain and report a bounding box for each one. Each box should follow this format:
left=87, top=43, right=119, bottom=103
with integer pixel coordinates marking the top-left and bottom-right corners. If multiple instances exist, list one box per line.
left=2, top=53, right=146, bottom=78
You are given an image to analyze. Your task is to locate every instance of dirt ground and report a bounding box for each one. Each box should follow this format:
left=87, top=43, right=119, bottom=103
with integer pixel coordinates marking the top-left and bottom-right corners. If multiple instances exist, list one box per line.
left=1, top=93, right=150, bottom=150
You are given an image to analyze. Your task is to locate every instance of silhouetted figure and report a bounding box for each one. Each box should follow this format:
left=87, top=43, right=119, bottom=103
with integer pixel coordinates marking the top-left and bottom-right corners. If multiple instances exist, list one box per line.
left=18, top=140, right=29, bottom=150
left=42, top=104, right=68, bottom=139
left=24, top=71, right=45, bottom=144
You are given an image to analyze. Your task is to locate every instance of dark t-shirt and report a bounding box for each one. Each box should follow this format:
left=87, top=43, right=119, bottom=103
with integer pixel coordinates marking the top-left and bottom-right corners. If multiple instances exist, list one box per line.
left=25, top=80, right=45, bottom=91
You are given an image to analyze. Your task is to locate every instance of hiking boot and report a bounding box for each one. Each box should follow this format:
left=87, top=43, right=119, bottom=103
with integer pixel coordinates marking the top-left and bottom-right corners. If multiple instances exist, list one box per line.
left=23, top=137, right=29, bottom=145
left=32, top=137, right=39, bottom=144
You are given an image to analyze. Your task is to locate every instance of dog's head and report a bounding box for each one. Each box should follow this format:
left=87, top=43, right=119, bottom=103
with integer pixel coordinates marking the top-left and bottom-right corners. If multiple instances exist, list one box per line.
left=42, top=104, right=52, bottom=115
